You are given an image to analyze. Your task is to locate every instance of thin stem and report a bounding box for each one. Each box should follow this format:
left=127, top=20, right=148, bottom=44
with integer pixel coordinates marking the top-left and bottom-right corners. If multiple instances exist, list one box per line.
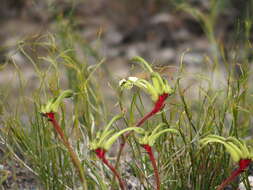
left=112, top=137, right=127, bottom=188
left=132, top=56, right=154, bottom=73
left=45, top=112, right=88, bottom=190
left=114, top=137, right=126, bottom=170
left=142, top=144, right=161, bottom=190
left=217, top=159, right=251, bottom=190
left=95, top=148, right=125, bottom=190
left=178, top=86, right=197, bottom=133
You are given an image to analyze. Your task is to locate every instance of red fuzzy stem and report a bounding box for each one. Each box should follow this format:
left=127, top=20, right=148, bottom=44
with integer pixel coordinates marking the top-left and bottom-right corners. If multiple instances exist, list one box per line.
left=137, top=93, right=168, bottom=127
left=142, top=144, right=161, bottom=190
left=217, top=159, right=251, bottom=190
left=217, top=168, right=242, bottom=190
left=95, top=148, right=125, bottom=190
left=46, top=113, right=70, bottom=146
left=45, top=112, right=87, bottom=190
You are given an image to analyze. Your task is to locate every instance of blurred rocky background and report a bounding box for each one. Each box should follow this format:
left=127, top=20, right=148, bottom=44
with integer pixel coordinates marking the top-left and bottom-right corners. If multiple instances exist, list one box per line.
left=0, top=0, right=252, bottom=64
left=1, top=0, right=252, bottom=104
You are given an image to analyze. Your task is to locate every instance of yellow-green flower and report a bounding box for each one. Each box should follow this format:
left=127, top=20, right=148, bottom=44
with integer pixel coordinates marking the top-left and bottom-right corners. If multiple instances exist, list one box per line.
left=40, top=90, right=73, bottom=114
left=119, top=56, right=173, bottom=102
left=200, top=135, right=253, bottom=190
left=200, top=135, right=253, bottom=163
left=89, top=114, right=142, bottom=151
left=136, top=123, right=178, bottom=146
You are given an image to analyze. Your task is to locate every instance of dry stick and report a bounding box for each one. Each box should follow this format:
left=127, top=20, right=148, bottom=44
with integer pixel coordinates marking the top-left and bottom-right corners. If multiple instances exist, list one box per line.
left=142, top=144, right=160, bottom=190
left=95, top=148, right=125, bottom=190
left=216, top=159, right=251, bottom=190
left=113, top=93, right=169, bottom=186
left=45, top=112, right=88, bottom=190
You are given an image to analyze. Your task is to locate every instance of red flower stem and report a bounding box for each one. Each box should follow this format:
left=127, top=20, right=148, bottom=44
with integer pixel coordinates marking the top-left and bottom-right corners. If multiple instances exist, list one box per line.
left=46, top=113, right=69, bottom=146
left=216, top=159, right=251, bottom=190
left=95, top=148, right=125, bottom=190
left=142, top=144, right=161, bottom=190
left=45, top=112, right=87, bottom=190
left=114, top=93, right=169, bottom=175
left=137, top=93, right=168, bottom=127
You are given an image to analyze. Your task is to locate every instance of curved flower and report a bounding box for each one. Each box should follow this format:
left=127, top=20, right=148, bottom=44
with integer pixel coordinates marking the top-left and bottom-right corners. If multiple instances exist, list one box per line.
left=200, top=135, right=253, bottom=190
left=119, top=56, right=173, bottom=127
left=119, top=56, right=173, bottom=102
left=89, top=114, right=142, bottom=190
left=40, top=90, right=73, bottom=114
left=89, top=115, right=142, bottom=151
left=137, top=123, right=178, bottom=146
left=200, top=135, right=253, bottom=162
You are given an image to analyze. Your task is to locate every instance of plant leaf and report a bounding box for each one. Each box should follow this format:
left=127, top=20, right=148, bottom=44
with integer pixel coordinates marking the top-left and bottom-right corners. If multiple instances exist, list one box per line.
left=104, top=127, right=143, bottom=150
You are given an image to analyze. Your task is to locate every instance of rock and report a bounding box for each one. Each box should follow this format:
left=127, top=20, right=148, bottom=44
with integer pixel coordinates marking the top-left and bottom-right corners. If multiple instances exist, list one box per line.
left=104, top=27, right=123, bottom=45
left=153, top=48, right=175, bottom=62
left=238, top=176, right=253, bottom=190
left=182, top=52, right=204, bottom=65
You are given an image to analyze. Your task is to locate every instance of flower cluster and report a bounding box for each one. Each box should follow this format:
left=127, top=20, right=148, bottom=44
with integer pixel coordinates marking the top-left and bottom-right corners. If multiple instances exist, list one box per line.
left=120, top=56, right=174, bottom=127
left=39, top=56, right=252, bottom=190
left=119, top=56, right=173, bottom=102
left=200, top=135, right=252, bottom=190
left=200, top=135, right=253, bottom=163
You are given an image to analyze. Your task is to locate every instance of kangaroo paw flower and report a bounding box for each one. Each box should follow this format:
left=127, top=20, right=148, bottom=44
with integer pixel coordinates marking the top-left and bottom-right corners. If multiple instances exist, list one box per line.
left=136, top=123, right=178, bottom=190
left=119, top=56, right=173, bottom=126
left=200, top=135, right=253, bottom=190
left=89, top=115, right=142, bottom=190
left=40, top=90, right=88, bottom=190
